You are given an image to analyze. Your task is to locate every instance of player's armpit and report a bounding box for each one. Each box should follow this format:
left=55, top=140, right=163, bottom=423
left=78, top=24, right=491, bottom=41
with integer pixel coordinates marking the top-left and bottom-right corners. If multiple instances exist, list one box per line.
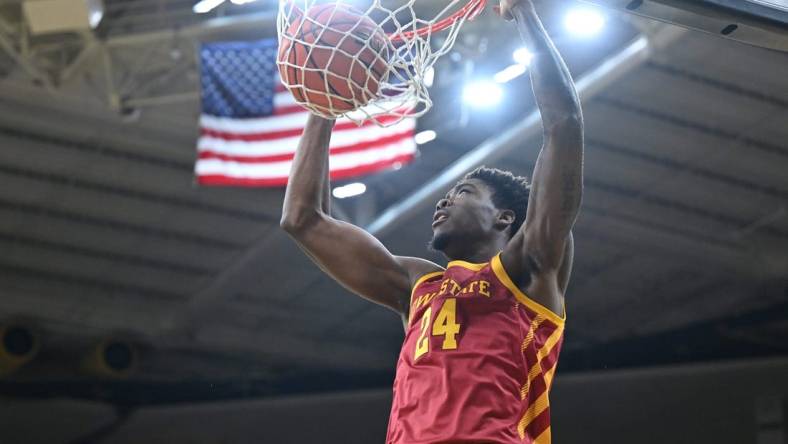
left=499, top=229, right=573, bottom=318
left=282, top=213, right=438, bottom=315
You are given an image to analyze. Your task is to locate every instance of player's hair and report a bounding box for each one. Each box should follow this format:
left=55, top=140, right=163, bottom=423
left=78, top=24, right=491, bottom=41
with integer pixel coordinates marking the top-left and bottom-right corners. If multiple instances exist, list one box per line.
left=463, top=166, right=530, bottom=238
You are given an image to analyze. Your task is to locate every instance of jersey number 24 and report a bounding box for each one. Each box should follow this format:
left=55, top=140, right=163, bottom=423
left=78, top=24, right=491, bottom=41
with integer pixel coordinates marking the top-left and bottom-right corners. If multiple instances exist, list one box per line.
left=414, top=298, right=461, bottom=360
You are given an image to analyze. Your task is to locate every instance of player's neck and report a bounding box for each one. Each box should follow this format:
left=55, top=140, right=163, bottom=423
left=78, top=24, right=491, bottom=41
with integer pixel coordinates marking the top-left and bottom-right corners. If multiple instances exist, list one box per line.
left=444, top=238, right=508, bottom=264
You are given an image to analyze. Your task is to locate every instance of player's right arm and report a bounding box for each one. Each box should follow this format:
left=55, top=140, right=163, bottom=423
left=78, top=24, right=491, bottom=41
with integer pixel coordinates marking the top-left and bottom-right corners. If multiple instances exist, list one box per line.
left=280, top=114, right=438, bottom=318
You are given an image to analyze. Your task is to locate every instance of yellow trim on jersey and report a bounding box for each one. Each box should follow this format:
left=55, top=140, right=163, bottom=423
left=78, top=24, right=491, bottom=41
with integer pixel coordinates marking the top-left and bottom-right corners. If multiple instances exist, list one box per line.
left=520, top=314, right=544, bottom=400
left=518, top=390, right=550, bottom=439
left=544, top=361, right=559, bottom=390
left=408, top=271, right=444, bottom=326
left=532, top=325, right=564, bottom=389
left=538, top=324, right=565, bottom=362
left=490, top=253, right=565, bottom=326
left=445, top=259, right=488, bottom=271
left=535, top=427, right=552, bottom=444
left=410, top=271, right=444, bottom=299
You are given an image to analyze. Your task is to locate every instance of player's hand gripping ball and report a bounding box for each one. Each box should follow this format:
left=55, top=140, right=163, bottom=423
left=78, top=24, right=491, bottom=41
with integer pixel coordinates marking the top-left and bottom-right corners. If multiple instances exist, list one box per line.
left=278, top=3, right=390, bottom=115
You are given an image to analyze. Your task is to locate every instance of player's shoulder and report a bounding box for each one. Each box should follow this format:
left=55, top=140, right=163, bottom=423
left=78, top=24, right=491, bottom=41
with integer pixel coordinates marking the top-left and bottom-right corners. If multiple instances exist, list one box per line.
left=395, top=256, right=444, bottom=288
left=395, top=256, right=443, bottom=328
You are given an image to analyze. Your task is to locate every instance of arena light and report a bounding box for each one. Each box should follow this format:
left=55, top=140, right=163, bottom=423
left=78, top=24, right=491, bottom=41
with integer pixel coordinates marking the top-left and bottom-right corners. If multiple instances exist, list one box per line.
left=193, top=0, right=225, bottom=13
left=512, top=47, right=533, bottom=65
left=415, top=130, right=437, bottom=145
left=494, top=64, right=527, bottom=83
left=493, top=47, right=532, bottom=84
left=333, top=182, right=366, bottom=199
left=230, top=0, right=257, bottom=4
left=89, top=9, right=104, bottom=28
left=564, top=8, right=605, bottom=36
left=462, top=81, right=503, bottom=108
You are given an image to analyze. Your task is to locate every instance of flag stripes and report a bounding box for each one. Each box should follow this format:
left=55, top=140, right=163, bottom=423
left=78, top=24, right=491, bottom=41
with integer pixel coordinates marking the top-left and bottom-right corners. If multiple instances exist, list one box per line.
left=195, top=39, right=417, bottom=187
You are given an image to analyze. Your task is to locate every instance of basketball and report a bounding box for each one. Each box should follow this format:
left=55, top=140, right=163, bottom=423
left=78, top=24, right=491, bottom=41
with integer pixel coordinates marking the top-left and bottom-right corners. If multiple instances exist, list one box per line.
left=278, top=3, right=390, bottom=114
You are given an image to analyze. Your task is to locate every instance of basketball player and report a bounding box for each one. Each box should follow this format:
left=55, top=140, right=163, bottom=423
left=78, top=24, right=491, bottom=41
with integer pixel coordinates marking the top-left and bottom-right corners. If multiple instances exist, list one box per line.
left=280, top=0, right=582, bottom=441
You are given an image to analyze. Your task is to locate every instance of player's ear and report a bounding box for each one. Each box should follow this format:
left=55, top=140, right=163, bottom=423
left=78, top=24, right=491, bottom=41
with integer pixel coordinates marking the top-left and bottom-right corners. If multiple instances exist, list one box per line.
left=495, top=209, right=515, bottom=231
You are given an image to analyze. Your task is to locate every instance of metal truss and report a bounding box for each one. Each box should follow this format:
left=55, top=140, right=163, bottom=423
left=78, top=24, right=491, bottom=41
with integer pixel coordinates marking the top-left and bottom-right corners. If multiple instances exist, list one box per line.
left=0, top=7, right=276, bottom=115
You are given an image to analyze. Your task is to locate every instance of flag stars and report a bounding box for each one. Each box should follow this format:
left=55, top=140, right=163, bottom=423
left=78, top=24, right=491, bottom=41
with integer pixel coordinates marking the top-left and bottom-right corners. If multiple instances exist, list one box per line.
left=199, top=39, right=278, bottom=118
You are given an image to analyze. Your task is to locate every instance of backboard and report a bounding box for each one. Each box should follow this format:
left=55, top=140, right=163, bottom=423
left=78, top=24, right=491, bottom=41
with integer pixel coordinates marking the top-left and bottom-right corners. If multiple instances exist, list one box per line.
left=580, top=0, right=788, bottom=51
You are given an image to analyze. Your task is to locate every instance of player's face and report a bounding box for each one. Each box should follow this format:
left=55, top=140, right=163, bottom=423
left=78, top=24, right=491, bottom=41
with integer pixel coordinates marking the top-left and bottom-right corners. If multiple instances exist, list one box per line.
left=430, top=178, right=500, bottom=252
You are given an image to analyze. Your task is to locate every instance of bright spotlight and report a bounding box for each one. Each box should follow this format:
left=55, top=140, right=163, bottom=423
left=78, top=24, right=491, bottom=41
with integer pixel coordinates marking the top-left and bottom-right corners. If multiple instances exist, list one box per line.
left=462, top=81, right=503, bottom=108
left=494, top=64, right=527, bottom=83
left=89, top=10, right=103, bottom=28
left=230, top=0, right=257, bottom=4
left=332, top=182, right=366, bottom=199
left=564, top=8, right=605, bottom=36
left=512, top=47, right=533, bottom=65
left=193, top=0, right=225, bottom=13
left=414, top=130, right=437, bottom=145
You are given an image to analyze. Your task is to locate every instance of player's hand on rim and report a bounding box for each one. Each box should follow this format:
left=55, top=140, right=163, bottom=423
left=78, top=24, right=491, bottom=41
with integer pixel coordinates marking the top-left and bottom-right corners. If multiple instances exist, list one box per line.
left=495, top=0, right=536, bottom=21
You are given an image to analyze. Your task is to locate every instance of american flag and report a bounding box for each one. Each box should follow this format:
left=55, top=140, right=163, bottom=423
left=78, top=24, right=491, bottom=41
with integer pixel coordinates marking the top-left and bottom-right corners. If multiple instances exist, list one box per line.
left=195, top=38, right=418, bottom=187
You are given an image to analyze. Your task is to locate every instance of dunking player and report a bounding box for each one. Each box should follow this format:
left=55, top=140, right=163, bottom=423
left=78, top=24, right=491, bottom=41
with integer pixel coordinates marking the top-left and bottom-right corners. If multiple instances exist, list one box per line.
left=280, top=0, right=582, bottom=441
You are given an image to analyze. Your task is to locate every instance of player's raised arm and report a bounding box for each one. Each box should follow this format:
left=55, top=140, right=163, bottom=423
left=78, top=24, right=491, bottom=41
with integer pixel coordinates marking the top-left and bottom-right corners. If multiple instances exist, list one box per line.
left=499, top=1, right=583, bottom=295
left=280, top=115, right=436, bottom=317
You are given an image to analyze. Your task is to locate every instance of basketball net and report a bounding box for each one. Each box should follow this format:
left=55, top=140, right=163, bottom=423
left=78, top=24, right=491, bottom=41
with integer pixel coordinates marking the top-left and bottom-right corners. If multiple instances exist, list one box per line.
left=277, top=0, right=486, bottom=126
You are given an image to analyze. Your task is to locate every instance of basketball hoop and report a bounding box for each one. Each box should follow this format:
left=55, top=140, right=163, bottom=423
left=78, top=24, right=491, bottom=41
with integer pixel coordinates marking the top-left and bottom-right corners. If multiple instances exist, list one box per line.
left=277, top=0, right=487, bottom=126
left=388, top=0, right=487, bottom=42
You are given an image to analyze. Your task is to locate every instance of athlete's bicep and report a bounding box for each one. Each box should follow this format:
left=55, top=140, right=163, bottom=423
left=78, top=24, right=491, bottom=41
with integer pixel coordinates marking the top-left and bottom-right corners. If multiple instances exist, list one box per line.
left=284, top=213, right=424, bottom=314
left=500, top=228, right=573, bottom=317
left=522, top=126, right=583, bottom=271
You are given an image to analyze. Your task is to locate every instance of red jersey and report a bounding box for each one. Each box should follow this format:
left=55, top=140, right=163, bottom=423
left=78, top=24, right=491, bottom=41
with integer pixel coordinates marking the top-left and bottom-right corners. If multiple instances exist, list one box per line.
left=386, top=253, right=565, bottom=444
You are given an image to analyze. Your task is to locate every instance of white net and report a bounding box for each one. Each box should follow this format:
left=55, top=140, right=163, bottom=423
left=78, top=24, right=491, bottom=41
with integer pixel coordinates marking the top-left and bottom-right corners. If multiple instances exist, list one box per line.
left=277, top=0, right=485, bottom=126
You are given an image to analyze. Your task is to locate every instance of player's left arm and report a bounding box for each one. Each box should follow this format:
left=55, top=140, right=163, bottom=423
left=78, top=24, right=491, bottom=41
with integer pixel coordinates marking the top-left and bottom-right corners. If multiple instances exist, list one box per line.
left=499, top=0, right=583, bottom=311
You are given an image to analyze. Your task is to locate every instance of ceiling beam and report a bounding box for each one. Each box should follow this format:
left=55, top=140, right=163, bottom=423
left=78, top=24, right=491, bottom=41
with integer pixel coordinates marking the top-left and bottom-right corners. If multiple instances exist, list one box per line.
left=0, top=17, right=54, bottom=91
left=104, top=11, right=278, bottom=48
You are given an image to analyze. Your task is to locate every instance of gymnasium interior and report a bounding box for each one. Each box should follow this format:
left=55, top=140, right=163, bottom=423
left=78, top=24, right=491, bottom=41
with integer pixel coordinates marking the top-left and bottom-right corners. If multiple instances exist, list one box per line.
left=0, top=0, right=786, bottom=442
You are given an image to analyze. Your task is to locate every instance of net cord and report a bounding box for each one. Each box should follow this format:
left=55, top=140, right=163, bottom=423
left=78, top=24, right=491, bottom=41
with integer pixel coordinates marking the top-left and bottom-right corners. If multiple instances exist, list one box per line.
left=277, top=0, right=484, bottom=126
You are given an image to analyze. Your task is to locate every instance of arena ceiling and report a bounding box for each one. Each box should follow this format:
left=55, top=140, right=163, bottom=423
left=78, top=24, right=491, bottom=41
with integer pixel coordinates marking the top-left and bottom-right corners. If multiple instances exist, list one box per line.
left=0, top=0, right=786, bottom=404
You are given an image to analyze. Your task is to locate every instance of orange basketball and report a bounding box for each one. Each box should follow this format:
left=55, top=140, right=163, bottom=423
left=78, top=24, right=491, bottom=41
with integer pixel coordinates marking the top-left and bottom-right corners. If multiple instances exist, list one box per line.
left=278, top=3, right=389, bottom=114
